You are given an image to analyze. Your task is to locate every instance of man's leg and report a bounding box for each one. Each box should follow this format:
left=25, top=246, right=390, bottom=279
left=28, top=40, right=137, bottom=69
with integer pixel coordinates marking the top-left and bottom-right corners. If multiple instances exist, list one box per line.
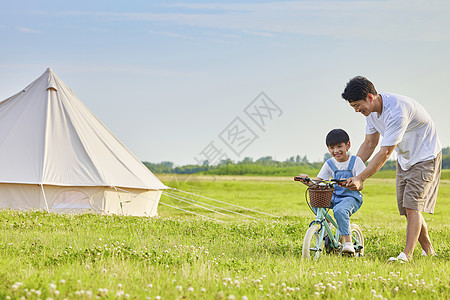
left=417, top=213, right=435, bottom=255
left=404, top=208, right=422, bottom=259
left=404, top=209, right=435, bottom=259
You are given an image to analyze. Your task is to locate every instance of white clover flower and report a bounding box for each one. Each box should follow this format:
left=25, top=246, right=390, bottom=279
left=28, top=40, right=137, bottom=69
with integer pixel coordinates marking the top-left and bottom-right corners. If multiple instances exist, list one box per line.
left=187, top=287, right=194, bottom=293
left=116, top=291, right=125, bottom=297
left=228, top=295, right=236, bottom=300
left=201, top=288, right=206, bottom=293
left=147, top=284, right=153, bottom=288
left=176, top=285, right=182, bottom=292
left=59, top=279, right=66, bottom=285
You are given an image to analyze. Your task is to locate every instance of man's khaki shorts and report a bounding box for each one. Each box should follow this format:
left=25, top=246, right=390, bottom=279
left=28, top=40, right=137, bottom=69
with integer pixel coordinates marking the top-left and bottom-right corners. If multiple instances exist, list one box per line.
left=396, top=152, right=441, bottom=216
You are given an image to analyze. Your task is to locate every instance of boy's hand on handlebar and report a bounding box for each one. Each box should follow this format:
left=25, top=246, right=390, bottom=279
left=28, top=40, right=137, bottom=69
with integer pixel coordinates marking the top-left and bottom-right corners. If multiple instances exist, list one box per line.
left=297, top=174, right=312, bottom=186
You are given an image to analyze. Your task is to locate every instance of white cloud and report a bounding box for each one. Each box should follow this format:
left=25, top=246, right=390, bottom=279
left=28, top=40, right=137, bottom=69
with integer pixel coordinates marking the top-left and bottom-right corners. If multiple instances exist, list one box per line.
left=148, top=29, right=194, bottom=40
left=54, top=63, right=203, bottom=78
left=16, top=27, right=43, bottom=34
left=242, top=29, right=274, bottom=38
left=38, top=1, right=450, bottom=42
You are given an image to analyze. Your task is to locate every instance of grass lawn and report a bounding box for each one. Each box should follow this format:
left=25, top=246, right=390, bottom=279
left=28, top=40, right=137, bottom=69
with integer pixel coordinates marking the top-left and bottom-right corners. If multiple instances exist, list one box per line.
left=0, top=175, right=448, bottom=299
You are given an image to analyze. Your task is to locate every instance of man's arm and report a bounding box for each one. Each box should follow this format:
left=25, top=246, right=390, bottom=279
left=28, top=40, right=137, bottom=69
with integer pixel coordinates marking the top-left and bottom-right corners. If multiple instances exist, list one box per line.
left=357, top=132, right=380, bottom=163
left=346, top=145, right=396, bottom=191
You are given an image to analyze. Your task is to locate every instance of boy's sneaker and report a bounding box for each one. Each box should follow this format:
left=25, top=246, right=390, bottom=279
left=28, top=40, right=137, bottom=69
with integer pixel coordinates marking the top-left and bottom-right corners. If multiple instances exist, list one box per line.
left=388, top=252, right=408, bottom=263
left=342, top=242, right=355, bottom=254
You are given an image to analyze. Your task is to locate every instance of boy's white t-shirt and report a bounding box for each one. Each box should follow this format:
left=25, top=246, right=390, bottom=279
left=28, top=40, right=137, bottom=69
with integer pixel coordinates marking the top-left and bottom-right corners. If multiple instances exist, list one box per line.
left=317, top=156, right=366, bottom=180
left=365, top=92, right=441, bottom=171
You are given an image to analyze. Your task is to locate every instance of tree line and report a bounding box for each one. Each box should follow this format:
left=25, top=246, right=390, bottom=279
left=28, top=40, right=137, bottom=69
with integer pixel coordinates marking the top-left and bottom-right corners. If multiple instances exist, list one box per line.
left=143, top=147, right=450, bottom=176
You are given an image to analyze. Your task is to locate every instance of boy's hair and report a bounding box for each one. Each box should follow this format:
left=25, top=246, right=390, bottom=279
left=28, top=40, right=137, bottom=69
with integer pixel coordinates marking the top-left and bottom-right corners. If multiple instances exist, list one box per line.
left=341, top=76, right=377, bottom=103
left=326, top=129, right=350, bottom=147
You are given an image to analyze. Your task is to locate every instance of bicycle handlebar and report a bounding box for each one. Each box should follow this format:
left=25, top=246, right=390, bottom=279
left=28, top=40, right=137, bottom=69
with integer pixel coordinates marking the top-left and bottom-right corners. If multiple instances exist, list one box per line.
left=293, top=176, right=347, bottom=185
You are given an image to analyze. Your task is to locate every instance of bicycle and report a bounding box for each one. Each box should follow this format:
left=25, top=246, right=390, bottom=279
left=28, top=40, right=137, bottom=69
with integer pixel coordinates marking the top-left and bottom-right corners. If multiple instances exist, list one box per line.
left=294, top=176, right=365, bottom=260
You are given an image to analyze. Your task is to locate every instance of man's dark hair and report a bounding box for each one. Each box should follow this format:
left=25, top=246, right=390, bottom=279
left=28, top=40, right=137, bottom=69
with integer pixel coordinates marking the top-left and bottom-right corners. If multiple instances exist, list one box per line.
left=341, top=76, right=377, bottom=102
left=326, top=129, right=350, bottom=147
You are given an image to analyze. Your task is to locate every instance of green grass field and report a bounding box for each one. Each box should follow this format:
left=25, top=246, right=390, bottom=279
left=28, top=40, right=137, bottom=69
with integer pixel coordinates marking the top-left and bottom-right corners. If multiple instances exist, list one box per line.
left=0, top=175, right=449, bottom=299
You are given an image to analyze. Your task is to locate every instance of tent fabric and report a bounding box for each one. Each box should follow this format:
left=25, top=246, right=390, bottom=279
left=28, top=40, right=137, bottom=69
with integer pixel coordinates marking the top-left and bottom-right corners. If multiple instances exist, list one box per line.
left=0, top=68, right=167, bottom=216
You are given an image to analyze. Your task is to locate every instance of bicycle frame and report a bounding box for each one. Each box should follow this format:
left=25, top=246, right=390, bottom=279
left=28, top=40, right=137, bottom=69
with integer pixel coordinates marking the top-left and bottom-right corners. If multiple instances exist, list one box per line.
left=311, top=207, right=341, bottom=250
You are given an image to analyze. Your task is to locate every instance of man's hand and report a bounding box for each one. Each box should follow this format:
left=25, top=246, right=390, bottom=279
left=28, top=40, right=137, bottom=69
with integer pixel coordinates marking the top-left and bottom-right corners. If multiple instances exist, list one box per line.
left=344, top=176, right=364, bottom=191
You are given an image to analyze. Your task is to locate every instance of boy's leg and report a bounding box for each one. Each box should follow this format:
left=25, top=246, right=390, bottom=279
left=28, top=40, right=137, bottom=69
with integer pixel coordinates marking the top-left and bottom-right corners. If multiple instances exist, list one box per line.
left=333, top=197, right=362, bottom=237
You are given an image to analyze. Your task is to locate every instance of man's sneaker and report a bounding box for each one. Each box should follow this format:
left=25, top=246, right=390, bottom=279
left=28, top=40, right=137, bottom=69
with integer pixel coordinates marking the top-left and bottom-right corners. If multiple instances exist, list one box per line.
left=421, top=249, right=437, bottom=257
left=342, top=242, right=355, bottom=254
left=388, top=252, right=408, bottom=263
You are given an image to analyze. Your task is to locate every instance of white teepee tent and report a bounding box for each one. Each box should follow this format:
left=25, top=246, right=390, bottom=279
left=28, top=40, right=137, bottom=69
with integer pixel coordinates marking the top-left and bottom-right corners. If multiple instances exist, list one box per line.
left=0, top=68, right=167, bottom=216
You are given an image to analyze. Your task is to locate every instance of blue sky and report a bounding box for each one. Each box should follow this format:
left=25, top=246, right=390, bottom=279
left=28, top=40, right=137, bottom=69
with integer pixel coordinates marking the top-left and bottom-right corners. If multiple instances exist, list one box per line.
left=1, top=0, right=449, bottom=165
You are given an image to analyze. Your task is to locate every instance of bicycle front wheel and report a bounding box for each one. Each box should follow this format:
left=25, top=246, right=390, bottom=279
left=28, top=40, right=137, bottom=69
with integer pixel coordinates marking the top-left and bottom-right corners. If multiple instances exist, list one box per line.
left=302, top=224, right=324, bottom=259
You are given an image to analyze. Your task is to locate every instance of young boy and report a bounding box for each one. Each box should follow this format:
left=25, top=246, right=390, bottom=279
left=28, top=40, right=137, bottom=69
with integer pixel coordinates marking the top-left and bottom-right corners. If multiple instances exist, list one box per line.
left=298, top=129, right=366, bottom=254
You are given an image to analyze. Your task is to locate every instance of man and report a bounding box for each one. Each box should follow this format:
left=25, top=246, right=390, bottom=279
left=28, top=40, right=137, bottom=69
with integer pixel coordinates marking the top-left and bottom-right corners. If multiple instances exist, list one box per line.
left=341, top=76, right=441, bottom=262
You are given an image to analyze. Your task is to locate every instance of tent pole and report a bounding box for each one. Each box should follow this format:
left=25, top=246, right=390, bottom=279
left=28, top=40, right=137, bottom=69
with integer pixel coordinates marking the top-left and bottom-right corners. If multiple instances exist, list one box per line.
left=40, top=184, right=50, bottom=212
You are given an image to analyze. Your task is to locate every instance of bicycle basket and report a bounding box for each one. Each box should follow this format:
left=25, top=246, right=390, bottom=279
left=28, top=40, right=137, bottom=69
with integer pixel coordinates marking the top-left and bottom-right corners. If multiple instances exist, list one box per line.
left=308, top=186, right=334, bottom=207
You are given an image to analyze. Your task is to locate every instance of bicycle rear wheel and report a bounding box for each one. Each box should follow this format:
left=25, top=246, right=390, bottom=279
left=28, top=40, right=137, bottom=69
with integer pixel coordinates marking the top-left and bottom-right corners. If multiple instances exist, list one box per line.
left=302, top=224, right=324, bottom=259
left=351, top=224, right=364, bottom=257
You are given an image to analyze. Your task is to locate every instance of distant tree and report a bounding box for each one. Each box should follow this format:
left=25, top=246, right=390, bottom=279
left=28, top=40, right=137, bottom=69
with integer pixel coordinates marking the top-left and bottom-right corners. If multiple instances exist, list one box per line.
left=286, top=156, right=295, bottom=163
left=219, top=158, right=233, bottom=165
left=256, top=156, right=274, bottom=165
left=442, top=147, right=450, bottom=169
left=240, top=157, right=254, bottom=164
left=323, top=152, right=332, bottom=161
left=143, top=161, right=175, bottom=173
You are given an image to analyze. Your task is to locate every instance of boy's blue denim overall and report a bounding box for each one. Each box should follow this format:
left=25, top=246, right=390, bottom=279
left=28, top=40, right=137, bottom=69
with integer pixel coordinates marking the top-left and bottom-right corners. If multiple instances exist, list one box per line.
left=313, top=156, right=363, bottom=236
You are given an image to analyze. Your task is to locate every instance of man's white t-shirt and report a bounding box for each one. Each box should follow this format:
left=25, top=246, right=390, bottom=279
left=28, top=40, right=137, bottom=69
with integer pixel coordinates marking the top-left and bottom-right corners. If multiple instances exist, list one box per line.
left=317, top=156, right=366, bottom=180
left=365, top=93, right=441, bottom=171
